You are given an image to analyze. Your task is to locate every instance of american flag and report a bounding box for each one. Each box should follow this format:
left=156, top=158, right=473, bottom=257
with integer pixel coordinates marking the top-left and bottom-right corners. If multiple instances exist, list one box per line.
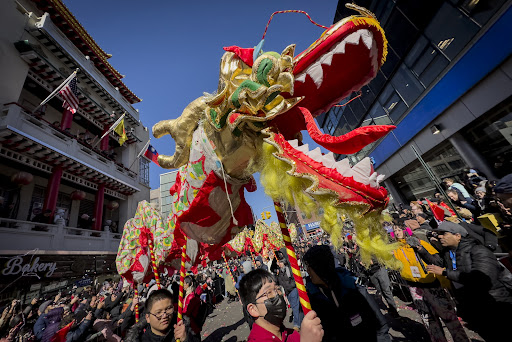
left=59, top=76, right=79, bottom=113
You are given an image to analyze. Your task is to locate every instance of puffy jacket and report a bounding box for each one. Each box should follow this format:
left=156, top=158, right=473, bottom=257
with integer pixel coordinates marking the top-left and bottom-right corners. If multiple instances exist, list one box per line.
left=41, top=307, right=63, bottom=342
left=436, top=237, right=511, bottom=303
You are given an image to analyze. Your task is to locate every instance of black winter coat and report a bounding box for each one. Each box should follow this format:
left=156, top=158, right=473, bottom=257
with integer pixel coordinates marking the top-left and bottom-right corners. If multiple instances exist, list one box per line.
left=276, top=266, right=295, bottom=295
left=125, top=317, right=199, bottom=342
left=434, top=237, right=512, bottom=342
left=434, top=237, right=511, bottom=303
left=305, top=268, right=390, bottom=342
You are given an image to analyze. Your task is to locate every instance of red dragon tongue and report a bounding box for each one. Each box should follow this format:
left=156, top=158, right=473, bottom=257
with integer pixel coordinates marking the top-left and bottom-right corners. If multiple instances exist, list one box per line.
left=300, top=107, right=395, bottom=155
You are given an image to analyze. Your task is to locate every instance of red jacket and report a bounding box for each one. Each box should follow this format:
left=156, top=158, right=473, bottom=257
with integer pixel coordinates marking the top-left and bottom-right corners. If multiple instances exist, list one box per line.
left=247, top=323, right=300, bottom=342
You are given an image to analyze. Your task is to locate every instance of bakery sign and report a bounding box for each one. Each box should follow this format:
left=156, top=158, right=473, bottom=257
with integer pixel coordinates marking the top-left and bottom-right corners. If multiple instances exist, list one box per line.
left=2, top=255, right=57, bottom=278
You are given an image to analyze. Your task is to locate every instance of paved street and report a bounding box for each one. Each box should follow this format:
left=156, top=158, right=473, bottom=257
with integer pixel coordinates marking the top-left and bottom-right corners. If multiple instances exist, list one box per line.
left=201, top=290, right=485, bottom=341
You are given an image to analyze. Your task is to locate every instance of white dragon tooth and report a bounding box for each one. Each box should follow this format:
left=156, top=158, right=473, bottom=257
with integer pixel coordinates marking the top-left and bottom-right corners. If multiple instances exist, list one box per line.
left=352, top=157, right=373, bottom=176
left=320, top=51, right=334, bottom=66
left=295, top=143, right=309, bottom=153
left=348, top=157, right=372, bottom=185
left=360, top=29, right=373, bottom=50
left=333, top=40, right=346, bottom=55
left=305, top=61, right=324, bottom=89
left=369, top=172, right=379, bottom=188
left=376, top=174, right=385, bottom=186
left=369, top=172, right=378, bottom=182
left=288, top=139, right=299, bottom=148
left=334, top=158, right=351, bottom=176
left=321, top=152, right=336, bottom=168
left=344, top=30, right=362, bottom=46
left=295, top=73, right=306, bottom=83
left=306, top=147, right=322, bottom=161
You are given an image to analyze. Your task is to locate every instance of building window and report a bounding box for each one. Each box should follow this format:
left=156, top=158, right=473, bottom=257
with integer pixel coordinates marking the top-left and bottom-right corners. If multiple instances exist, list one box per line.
left=406, top=35, right=451, bottom=88
left=390, top=65, right=425, bottom=107
left=369, top=102, right=393, bottom=126
left=371, top=0, right=395, bottom=26
left=361, top=114, right=373, bottom=127
left=380, top=85, right=407, bottom=123
left=384, top=8, right=419, bottom=57
left=460, top=97, right=512, bottom=178
left=454, top=0, right=507, bottom=26
left=326, top=119, right=335, bottom=135
left=139, top=158, right=150, bottom=186
left=348, top=97, right=367, bottom=120
left=433, top=164, right=450, bottom=174
left=360, top=86, right=376, bottom=110
left=28, top=186, right=45, bottom=221
left=425, top=2, right=480, bottom=61
left=392, top=142, right=468, bottom=201
left=335, top=117, right=350, bottom=136
left=368, top=70, right=388, bottom=96
left=381, top=47, right=400, bottom=78
left=343, top=106, right=359, bottom=130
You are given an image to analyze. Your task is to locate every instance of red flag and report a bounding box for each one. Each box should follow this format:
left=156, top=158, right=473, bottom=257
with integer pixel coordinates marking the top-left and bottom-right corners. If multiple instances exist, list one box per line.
left=439, top=201, right=456, bottom=217
left=51, top=321, right=74, bottom=342
left=426, top=199, right=446, bottom=222
left=144, top=144, right=160, bottom=166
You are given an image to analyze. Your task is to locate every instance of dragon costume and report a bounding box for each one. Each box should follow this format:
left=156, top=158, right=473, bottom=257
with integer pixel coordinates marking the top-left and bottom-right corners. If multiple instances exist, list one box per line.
left=117, top=4, right=400, bottom=279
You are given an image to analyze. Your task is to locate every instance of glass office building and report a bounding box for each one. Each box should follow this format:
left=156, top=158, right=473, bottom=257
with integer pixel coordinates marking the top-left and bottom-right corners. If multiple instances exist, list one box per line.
left=317, top=0, right=512, bottom=204
left=159, top=171, right=178, bottom=219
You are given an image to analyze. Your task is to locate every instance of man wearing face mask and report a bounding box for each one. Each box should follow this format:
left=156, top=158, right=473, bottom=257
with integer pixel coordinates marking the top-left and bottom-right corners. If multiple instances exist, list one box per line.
left=239, top=269, right=324, bottom=342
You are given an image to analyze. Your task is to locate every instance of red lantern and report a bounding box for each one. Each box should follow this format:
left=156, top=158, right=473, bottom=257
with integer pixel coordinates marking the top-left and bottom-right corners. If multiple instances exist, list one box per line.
left=71, top=190, right=86, bottom=201
left=11, top=172, right=33, bottom=185
left=106, top=201, right=119, bottom=210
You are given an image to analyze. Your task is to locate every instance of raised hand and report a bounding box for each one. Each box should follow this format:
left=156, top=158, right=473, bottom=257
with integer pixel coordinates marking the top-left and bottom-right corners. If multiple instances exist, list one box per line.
left=300, top=310, right=324, bottom=342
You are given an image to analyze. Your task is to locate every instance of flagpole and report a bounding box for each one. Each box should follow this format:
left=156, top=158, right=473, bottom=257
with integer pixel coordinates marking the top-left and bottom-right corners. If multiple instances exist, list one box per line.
left=128, top=139, right=150, bottom=170
left=92, top=113, right=125, bottom=148
left=33, top=69, right=79, bottom=113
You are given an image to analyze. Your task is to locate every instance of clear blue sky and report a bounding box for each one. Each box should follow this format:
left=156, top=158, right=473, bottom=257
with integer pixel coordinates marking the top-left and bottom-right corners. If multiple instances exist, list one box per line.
left=64, top=0, right=338, bottom=221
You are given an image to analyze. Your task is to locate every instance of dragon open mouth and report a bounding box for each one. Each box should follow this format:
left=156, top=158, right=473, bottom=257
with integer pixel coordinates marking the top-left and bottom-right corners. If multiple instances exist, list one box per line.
left=270, top=9, right=388, bottom=141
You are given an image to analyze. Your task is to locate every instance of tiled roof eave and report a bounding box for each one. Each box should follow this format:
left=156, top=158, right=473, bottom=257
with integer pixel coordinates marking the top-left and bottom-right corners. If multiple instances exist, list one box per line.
left=33, top=0, right=142, bottom=104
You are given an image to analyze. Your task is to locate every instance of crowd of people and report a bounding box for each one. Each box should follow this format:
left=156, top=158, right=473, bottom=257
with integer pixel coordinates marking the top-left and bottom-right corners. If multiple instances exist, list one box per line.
left=2, top=172, right=512, bottom=342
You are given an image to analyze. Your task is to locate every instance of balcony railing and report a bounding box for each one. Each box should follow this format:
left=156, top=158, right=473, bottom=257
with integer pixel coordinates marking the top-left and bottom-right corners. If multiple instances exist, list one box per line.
left=0, top=103, right=140, bottom=188
left=0, top=218, right=120, bottom=253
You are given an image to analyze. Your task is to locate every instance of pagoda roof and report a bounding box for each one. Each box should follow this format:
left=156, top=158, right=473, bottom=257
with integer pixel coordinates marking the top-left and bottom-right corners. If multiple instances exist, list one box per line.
left=32, top=0, right=142, bottom=104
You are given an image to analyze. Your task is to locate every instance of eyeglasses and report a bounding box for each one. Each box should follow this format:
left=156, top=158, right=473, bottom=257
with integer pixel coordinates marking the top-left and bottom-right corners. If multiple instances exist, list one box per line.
left=148, top=306, right=174, bottom=320
left=255, top=286, right=282, bottom=303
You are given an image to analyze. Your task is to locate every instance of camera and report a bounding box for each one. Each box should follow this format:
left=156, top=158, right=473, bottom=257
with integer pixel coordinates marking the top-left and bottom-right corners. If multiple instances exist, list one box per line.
left=426, top=231, right=439, bottom=240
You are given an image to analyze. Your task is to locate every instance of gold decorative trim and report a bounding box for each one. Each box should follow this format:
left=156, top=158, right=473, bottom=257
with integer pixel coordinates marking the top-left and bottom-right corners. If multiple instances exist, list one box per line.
left=294, top=14, right=388, bottom=68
